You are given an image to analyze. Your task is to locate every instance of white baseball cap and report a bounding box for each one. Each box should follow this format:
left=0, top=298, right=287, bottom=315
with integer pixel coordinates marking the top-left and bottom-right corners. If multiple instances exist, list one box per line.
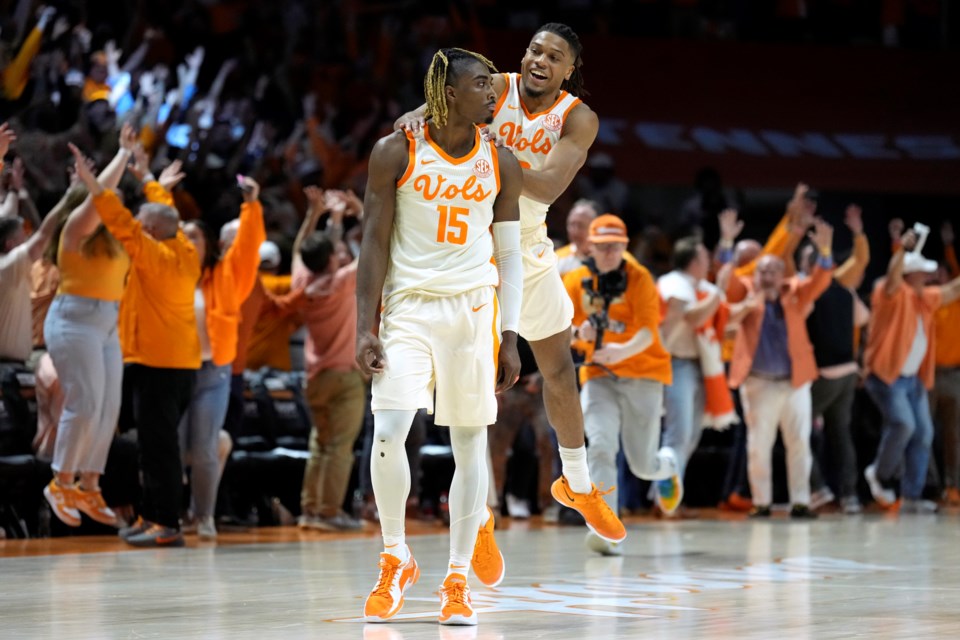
left=903, top=251, right=938, bottom=275
left=259, top=241, right=281, bottom=269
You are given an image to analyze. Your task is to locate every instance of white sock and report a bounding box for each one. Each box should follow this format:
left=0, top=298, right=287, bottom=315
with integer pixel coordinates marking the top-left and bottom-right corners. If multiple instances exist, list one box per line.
left=385, top=543, right=409, bottom=563
left=371, top=409, right=415, bottom=561
left=657, top=447, right=679, bottom=480
left=447, top=426, right=488, bottom=582
left=558, top=445, right=592, bottom=494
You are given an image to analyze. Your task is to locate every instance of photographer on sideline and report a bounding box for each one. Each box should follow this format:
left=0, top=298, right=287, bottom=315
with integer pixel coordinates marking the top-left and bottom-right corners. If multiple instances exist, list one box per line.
left=563, top=214, right=679, bottom=556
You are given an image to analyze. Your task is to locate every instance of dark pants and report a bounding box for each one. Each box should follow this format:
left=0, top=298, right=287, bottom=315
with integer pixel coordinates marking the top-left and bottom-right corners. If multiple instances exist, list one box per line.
left=929, top=367, right=960, bottom=490
left=126, top=364, right=196, bottom=529
left=810, top=373, right=859, bottom=498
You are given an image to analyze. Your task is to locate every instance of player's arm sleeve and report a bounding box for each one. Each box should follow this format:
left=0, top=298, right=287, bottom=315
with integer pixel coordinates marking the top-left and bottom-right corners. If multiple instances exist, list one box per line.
left=493, top=221, right=522, bottom=332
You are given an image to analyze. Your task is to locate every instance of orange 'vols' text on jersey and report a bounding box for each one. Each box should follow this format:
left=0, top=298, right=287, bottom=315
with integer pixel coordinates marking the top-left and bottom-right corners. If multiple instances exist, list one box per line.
left=491, top=72, right=582, bottom=231
left=382, top=126, right=502, bottom=302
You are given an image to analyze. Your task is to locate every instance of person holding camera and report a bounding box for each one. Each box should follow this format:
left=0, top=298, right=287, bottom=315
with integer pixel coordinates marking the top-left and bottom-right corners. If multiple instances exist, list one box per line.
left=863, top=223, right=960, bottom=513
left=728, top=218, right=835, bottom=519
left=563, top=214, right=678, bottom=555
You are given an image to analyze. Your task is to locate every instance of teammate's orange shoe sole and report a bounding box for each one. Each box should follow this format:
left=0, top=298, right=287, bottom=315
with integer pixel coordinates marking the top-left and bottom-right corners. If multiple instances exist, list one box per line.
left=471, top=506, right=505, bottom=587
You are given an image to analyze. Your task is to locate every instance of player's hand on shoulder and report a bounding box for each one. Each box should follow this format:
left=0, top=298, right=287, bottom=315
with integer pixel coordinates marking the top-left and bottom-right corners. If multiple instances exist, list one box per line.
left=394, top=111, right=426, bottom=133
left=480, top=126, right=511, bottom=150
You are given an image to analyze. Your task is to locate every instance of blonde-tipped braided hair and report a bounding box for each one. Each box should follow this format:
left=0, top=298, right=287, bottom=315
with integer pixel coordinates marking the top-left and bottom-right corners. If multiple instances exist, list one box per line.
left=424, top=48, right=498, bottom=128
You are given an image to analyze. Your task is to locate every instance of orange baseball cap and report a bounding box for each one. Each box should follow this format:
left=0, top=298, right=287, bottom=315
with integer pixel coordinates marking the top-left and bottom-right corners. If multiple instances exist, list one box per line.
left=588, top=214, right=629, bottom=244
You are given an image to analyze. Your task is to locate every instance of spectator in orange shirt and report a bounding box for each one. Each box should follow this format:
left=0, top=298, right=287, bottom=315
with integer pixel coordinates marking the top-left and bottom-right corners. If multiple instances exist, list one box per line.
left=563, top=214, right=679, bottom=555
left=245, top=265, right=300, bottom=372
left=179, top=176, right=265, bottom=540
left=42, top=127, right=135, bottom=530
left=728, top=219, right=834, bottom=519
left=863, top=224, right=960, bottom=513
left=71, top=144, right=201, bottom=548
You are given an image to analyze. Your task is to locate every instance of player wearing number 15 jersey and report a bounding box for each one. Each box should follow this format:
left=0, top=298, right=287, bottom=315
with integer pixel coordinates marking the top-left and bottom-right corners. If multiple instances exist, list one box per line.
left=356, top=48, right=523, bottom=626
left=394, top=23, right=628, bottom=559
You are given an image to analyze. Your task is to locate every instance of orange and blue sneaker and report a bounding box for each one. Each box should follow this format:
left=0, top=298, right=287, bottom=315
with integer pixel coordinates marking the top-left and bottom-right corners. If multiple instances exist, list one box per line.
left=364, top=547, right=420, bottom=622
left=655, top=474, right=684, bottom=517
left=550, top=476, right=626, bottom=543
left=438, top=573, right=477, bottom=626
left=471, top=507, right=504, bottom=587
left=125, top=522, right=185, bottom=547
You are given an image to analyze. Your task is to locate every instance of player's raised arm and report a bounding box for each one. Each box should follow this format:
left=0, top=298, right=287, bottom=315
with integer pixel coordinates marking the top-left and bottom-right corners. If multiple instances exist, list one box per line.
left=520, top=103, right=598, bottom=205
left=491, top=148, right=523, bottom=392
left=355, top=131, right=409, bottom=374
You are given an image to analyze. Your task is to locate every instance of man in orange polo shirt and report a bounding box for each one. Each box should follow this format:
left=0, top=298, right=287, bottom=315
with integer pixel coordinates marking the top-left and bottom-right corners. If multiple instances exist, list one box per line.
left=72, top=145, right=200, bottom=547
left=728, top=219, right=834, bottom=519
left=863, top=225, right=960, bottom=513
left=563, top=214, right=678, bottom=555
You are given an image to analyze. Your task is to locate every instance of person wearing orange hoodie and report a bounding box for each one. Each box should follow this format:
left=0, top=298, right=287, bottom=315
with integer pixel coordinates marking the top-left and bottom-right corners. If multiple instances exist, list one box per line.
left=563, top=214, right=678, bottom=556
left=70, top=144, right=200, bottom=547
left=179, top=178, right=265, bottom=539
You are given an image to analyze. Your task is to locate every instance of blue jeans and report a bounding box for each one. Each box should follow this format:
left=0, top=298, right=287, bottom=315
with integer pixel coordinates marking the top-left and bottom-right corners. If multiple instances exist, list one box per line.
left=44, top=295, right=122, bottom=474
left=662, top=358, right=706, bottom=481
left=865, top=374, right=934, bottom=500
left=178, top=361, right=232, bottom=518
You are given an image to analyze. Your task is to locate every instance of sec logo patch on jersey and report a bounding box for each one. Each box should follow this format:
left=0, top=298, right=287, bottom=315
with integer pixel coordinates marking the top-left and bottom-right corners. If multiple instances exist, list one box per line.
left=543, top=113, right=562, bottom=132
left=473, top=158, right=493, bottom=179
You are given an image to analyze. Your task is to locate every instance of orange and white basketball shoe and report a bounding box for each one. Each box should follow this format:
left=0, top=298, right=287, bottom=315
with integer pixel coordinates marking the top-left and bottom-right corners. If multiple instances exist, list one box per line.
left=471, top=507, right=505, bottom=587
left=363, top=547, right=420, bottom=622
left=438, top=573, right=477, bottom=626
left=550, top=476, right=626, bottom=543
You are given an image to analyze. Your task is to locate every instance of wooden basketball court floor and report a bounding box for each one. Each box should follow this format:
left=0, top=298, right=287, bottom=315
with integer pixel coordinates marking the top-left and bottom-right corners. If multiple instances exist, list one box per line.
left=2, top=511, right=958, bottom=639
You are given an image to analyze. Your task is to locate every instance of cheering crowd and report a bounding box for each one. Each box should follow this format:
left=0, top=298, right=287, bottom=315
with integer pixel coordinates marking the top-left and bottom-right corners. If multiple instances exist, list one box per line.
left=1, top=4, right=959, bottom=552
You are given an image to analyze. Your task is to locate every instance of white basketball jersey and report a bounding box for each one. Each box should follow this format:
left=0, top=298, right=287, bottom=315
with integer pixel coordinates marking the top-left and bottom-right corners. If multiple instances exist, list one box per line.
left=383, top=127, right=501, bottom=302
left=491, top=72, right=582, bottom=231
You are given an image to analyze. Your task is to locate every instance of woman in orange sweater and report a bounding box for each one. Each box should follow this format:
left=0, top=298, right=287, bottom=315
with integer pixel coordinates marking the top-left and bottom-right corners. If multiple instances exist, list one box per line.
left=178, top=178, right=265, bottom=538
left=42, top=126, right=135, bottom=528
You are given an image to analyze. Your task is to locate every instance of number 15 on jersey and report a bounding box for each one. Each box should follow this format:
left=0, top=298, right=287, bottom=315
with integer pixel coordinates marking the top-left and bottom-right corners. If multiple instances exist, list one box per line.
left=436, top=205, right=469, bottom=245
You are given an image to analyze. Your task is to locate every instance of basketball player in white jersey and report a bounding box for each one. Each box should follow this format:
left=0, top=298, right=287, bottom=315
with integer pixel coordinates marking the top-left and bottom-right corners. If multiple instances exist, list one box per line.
left=356, top=48, right=524, bottom=626
left=396, top=24, right=627, bottom=557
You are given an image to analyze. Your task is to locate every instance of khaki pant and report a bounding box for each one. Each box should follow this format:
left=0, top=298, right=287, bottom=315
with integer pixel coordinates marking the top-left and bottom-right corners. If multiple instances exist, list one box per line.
left=300, top=369, right=366, bottom=517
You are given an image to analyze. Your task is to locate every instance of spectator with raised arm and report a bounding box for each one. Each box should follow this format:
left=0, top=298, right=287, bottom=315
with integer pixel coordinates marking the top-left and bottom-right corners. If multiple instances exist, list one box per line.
left=863, top=224, right=960, bottom=513
left=1, top=123, right=61, bottom=364
left=70, top=142, right=201, bottom=547
left=728, top=218, right=834, bottom=519
left=799, top=204, right=872, bottom=513
left=41, top=125, right=135, bottom=529
left=178, top=174, right=266, bottom=540
left=295, top=185, right=365, bottom=531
